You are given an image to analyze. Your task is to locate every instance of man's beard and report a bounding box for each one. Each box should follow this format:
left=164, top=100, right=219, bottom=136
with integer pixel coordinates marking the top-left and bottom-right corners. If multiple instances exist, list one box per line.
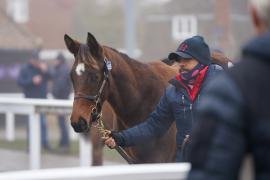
left=179, top=67, right=190, bottom=73
left=180, top=64, right=205, bottom=80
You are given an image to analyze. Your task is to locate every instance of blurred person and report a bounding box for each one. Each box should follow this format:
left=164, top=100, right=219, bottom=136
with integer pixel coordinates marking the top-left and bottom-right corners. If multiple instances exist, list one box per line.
left=103, top=36, right=223, bottom=162
left=187, top=0, right=270, bottom=179
left=51, top=53, right=71, bottom=152
left=17, top=50, right=52, bottom=150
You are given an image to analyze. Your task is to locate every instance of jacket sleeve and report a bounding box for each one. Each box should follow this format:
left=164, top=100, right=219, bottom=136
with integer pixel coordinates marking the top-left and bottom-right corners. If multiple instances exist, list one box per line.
left=187, top=73, right=247, bottom=180
left=119, top=87, right=175, bottom=147
left=17, top=67, right=33, bottom=88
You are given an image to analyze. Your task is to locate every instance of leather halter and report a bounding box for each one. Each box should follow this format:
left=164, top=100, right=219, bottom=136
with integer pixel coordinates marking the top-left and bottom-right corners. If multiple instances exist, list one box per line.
left=74, top=57, right=110, bottom=122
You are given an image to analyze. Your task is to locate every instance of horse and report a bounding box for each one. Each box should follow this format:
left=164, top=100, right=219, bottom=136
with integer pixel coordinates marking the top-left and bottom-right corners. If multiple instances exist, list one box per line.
left=64, top=32, right=232, bottom=165
left=64, top=32, right=178, bottom=164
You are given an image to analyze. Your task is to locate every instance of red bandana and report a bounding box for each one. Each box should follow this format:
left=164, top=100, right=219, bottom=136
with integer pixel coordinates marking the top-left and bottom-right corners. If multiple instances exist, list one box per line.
left=175, top=66, right=208, bottom=102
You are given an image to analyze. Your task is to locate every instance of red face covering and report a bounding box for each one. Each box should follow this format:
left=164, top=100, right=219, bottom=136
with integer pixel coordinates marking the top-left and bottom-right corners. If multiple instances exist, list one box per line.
left=180, top=63, right=205, bottom=87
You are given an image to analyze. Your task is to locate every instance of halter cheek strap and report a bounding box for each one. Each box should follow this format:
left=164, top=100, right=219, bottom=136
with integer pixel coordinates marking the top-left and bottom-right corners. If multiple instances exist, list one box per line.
left=74, top=57, right=111, bottom=122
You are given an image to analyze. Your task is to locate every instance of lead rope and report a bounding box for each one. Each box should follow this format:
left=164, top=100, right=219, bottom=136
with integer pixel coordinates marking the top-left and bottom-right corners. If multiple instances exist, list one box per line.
left=94, top=111, right=136, bottom=164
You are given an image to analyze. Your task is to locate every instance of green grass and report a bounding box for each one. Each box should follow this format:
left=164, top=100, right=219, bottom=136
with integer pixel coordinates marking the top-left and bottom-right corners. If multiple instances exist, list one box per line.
left=0, top=139, right=125, bottom=163
left=0, top=139, right=79, bottom=154
left=0, top=139, right=27, bottom=151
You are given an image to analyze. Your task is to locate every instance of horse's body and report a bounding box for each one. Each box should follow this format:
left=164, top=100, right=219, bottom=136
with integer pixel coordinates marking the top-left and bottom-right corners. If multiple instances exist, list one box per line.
left=65, top=33, right=178, bottom=164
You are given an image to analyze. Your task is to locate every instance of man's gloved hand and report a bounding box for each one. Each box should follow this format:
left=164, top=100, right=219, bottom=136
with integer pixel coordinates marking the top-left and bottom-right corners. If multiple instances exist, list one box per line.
left=103, top=130, right=125, bottom=149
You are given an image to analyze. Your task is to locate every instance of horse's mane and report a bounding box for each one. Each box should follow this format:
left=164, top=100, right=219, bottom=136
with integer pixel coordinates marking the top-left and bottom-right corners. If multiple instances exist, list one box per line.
left=103, top=46, right=150, bottom=71
left=105, top=46, right=131, bottom=60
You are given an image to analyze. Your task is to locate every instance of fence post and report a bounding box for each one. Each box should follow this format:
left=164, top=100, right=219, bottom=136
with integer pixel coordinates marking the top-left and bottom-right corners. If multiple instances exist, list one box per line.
left=6, top=112, right=15, bottom=141
left=69, top=121, right=78, bottom=140
left=29, top=112, right=41, bottom=169
left=79, top=135, right=92, bottom=166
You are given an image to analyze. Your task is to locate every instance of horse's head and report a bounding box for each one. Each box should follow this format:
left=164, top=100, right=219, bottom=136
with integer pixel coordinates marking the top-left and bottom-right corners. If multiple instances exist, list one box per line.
left=64, top=33, right=110, bottom=133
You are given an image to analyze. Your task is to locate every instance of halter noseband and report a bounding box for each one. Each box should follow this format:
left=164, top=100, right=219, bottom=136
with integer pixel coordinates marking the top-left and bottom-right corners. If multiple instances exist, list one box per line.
left=74, top=57, right=111, bottom=122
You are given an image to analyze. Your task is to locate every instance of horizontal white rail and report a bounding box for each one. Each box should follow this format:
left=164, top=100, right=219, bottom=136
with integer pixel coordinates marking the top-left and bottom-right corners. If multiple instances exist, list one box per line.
left=0, top=97, right=73, bottom=106
left=0, top=163, right=190, bottom=180
left=0, top=97, right=91, bottom=169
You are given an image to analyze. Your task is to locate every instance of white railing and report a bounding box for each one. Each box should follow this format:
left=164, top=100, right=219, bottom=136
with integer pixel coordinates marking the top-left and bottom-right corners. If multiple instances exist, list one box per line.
left=0, top=97, right=91, bottom=169
left=0, top=163, right=190, bottom=180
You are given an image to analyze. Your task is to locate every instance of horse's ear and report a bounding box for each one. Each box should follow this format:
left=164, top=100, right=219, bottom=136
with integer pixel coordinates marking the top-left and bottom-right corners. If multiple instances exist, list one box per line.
left=210, top=50, right=232, bottom=69
left=87, top=32, right=102, bottom=58
left=64, top=34, right=80, bottom=55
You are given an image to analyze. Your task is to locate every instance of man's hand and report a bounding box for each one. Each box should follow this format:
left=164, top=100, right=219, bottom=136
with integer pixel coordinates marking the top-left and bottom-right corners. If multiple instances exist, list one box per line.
left=39, top=62, right=48, bottom=73
left=32, top=75, right=42, bottom=85
left=103, top=130, right=125, bottom=149
left=103, top=130, right=117, bottom=149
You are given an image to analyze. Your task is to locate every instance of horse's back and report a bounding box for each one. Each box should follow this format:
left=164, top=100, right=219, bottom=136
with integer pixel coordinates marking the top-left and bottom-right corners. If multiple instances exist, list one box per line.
left=148, top=61, right=178, bottom=83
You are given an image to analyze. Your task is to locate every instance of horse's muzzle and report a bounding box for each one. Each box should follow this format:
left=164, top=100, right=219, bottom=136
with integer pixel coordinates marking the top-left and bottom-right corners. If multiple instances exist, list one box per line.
left=71, top=117, right=89, bottom=133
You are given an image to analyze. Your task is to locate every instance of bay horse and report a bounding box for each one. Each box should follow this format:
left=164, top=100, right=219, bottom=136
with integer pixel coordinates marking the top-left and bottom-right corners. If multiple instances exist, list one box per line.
left=64, top=32, right=178, bottom=164
left=64, top=32, right=231, bottom=165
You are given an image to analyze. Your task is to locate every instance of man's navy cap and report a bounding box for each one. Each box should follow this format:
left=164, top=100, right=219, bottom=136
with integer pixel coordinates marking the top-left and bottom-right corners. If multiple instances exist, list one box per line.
left=168, top=36, right=211, bottom=65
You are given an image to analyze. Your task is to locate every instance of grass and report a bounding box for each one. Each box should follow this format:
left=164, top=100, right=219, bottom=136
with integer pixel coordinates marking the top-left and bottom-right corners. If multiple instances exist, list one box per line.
left=0, top=139, right=27, bottom=151
left=0, top=139, right=79, bottom=154
left=0, top=139, right=125, bottom=163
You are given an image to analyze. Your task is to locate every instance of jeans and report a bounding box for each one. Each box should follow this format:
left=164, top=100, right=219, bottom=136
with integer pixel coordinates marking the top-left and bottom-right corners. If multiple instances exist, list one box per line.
left=176, top=138, right=191, bottom=162
left=176, top=147, right=182, bottom=162
left=58, top=115, right=69, bottom=147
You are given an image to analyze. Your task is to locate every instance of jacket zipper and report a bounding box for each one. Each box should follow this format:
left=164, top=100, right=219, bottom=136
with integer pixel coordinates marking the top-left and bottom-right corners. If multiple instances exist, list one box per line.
left=182, top=95, right=186, bottom=119
left=190, top=103, right=193, bottom=125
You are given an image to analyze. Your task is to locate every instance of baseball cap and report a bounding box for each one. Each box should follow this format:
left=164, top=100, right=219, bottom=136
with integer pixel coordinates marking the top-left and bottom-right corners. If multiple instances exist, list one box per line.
left=168, top=36, right=211, bottom=65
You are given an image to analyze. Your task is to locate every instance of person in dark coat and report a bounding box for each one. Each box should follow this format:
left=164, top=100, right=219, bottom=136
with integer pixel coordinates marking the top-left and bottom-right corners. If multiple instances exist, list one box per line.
left=17, top=50, right=51, bottom=150
left=187, top=0, right=270, bottom=179
left=52, top=53, right=71, bottom=151
left=104, top=36, right=223, bottom=162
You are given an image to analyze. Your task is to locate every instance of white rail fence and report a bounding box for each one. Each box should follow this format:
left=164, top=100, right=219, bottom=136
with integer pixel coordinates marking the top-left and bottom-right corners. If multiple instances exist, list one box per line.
left=0, top=97, right=91, bottom=169
left=0, top=163, right=190, bottom=180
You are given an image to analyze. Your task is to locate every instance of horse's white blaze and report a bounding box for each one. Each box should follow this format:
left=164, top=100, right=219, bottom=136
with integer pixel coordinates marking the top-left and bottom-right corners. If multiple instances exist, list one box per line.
left=228, top=62, right=234, bottom=68
left=76, top=63, right=85, bottom=76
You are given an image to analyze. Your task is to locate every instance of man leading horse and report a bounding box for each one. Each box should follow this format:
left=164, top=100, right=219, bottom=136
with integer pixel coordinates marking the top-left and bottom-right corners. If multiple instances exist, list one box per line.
left=104, top=35, right=223, bottom=162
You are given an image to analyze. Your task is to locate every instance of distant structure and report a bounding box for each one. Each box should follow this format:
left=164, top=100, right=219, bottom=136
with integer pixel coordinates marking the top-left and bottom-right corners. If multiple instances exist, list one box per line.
left=0, top=3, right=39, bottom=92
left=141, top=0, right=252, bottom=61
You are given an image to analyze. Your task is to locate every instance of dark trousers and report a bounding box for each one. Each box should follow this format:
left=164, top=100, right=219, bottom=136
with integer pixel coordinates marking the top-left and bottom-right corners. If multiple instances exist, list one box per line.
left=58, top=115, right=69, bottom=147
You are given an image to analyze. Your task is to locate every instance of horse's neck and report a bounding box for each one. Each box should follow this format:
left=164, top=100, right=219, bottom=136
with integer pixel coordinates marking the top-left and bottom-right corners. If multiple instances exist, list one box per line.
left=105, top=48, right=155, bottom=126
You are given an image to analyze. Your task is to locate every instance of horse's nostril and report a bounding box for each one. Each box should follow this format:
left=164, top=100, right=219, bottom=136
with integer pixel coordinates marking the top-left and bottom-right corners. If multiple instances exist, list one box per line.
left=71, top=117, right=89, bottom=132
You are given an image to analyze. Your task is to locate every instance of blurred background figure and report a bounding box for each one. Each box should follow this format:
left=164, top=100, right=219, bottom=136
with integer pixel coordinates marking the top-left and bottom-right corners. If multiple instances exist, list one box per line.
left=51, top=53, right=71, bottom=153
left=17, top=50, right=51, bottom=150
left=187, top=0, right=270, bottom=179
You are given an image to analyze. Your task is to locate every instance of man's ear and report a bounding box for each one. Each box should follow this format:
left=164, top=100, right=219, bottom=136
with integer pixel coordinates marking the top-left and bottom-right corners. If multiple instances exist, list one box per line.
left=64, top=34, right=80, bottom=55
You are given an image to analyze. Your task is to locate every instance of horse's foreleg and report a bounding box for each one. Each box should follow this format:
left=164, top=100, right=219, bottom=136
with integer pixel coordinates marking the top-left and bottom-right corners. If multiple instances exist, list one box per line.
left=90, top=126, right=104, bottom=166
